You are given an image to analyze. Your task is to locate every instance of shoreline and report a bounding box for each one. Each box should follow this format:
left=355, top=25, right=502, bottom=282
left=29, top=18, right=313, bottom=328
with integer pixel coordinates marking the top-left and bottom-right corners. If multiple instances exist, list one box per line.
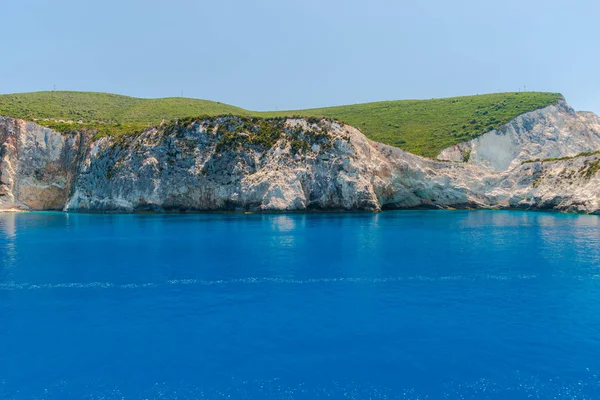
left=1, top=207, right=597, bottom=216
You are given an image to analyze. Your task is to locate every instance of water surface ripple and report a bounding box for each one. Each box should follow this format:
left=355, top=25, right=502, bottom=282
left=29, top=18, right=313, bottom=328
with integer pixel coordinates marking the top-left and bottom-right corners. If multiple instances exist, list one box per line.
left=1, top=211, right=599, bottom=399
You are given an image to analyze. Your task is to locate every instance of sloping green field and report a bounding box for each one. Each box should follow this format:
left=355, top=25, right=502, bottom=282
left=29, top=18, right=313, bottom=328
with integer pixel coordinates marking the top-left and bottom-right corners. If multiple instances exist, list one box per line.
left=265, top=92, right=562, bottom=157
left=0, top=91, right=249, bottom=137
left=0, top=91, right=248, bottom=122
left=0, top=91, right=562, bottom=157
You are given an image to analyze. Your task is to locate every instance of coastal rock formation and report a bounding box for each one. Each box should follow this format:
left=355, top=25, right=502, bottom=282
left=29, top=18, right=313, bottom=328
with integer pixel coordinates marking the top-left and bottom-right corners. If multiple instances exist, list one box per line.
left=437, top=100, right=600, bottom=171
left=499, top=154, right=600, bottom=213
left=0, top=117, right=87, bottom=210
left=1, top=101, right=600, bottom=214
left=65, top=118, right=381, bottom=212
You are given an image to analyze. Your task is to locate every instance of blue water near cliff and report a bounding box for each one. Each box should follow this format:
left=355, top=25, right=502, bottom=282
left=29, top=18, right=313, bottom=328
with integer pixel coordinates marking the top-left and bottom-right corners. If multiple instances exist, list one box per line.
left=1, top=211, right=600, bottom=399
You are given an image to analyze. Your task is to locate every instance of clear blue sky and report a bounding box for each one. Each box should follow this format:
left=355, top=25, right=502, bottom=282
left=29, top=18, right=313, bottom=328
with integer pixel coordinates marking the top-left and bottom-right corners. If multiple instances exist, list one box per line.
left=2, top=0, right=599, bottom=112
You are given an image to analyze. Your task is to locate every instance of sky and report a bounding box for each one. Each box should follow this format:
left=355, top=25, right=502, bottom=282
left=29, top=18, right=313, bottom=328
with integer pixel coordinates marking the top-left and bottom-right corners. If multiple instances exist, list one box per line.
left=2, top=0, right=599, bottom=112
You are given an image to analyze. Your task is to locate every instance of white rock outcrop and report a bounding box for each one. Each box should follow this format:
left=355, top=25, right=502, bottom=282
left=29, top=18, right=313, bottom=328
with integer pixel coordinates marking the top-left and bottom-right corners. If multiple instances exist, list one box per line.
left=437, top=100, right=600, bottom=171
left=0, top=117, right=86, bottom=210
left=1, top=101, right=600, bottom=214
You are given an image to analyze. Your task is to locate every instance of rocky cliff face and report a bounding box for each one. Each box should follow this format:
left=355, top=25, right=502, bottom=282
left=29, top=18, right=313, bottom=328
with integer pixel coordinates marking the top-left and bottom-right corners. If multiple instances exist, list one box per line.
left=0, top=117, right=88, bottom=210
left=499, top=154, right=600, bottom=212
left=437, top=100, right=600, bottom=171
left=1, top=102, right=600, bottom=214
left=65, top=118, right=381, bottom=212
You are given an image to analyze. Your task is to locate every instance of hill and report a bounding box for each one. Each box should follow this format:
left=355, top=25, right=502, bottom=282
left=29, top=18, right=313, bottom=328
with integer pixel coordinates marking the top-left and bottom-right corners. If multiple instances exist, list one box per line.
left=0, top=91, right=562, bottom=157
left=0, top=91, right=249, bottom=137
left=266, top=92, right=562, bottom=157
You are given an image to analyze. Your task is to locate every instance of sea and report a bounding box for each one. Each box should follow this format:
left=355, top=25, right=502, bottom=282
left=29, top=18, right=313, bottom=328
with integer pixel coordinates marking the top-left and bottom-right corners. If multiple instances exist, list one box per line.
left=1, top=210, right=599, bottom=399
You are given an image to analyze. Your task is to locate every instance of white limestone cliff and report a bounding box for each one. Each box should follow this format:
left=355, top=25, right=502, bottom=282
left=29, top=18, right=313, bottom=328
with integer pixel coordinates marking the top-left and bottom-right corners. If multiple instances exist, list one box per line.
left=1, top=100, right=600, bottom=214
left=437, top=100, right=600, bottom=171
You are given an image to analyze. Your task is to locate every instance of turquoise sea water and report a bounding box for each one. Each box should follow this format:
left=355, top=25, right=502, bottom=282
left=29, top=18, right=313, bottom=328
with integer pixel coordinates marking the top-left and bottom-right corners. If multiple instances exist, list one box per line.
left=1, top=211, right=600, bottom=399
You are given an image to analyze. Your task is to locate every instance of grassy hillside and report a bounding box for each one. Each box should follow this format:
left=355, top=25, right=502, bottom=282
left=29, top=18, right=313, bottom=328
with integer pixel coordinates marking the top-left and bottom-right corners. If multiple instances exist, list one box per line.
left=266, top=92, right=562, bottom=157
left=0, top=91, right=562, bottom=157
left=0, top=91, right=248, bottom=122
left=0, top=91, right=249, bottom=137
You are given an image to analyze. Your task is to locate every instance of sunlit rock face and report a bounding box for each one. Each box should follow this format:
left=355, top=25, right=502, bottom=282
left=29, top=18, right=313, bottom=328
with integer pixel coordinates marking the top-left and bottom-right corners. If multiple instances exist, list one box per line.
left=437, top=100, right=600, bottom=171
left=0, top=117, right=87, bottom=210
left=1, top=101, right=600, bottom=214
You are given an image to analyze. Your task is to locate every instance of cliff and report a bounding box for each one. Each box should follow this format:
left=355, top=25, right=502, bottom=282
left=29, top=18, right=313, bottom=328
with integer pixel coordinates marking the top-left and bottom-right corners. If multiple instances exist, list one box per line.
left=0, top=117, right=87, bottom=210
left=1, top=102, right=600, bottom=213
left=437, top=100, right=600, bottom=171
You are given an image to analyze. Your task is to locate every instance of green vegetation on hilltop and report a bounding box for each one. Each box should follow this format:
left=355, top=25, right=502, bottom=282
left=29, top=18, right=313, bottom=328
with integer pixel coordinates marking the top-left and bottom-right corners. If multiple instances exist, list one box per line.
left=0, top=91, right=562, bottom=157
left=0, top=91, right=248, bottom=122
left=0, top=91, right=249, bottom=139
left=163, top=116, right=336, bottom=156
left=265, top=92, right=562, bottom=157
